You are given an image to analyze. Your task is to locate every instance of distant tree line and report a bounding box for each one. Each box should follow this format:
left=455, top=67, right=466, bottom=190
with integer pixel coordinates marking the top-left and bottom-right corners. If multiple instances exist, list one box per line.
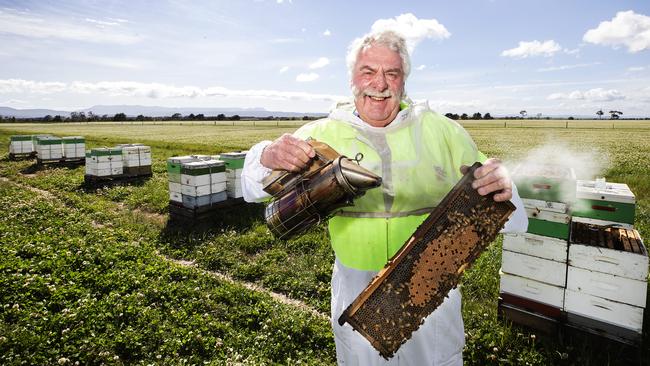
left=445, top=112, right=494, bottom=120
left=0, top=112, right=323, bottom=123
left=1, top=110, right=647, bottom=123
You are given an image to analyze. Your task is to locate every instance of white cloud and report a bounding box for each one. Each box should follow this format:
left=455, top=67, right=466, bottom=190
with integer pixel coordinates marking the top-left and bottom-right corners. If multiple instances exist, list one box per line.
left=627, top=66, right=646, bottom=72
left=547, top=88, right=625, bottom=102
left=564, top=48, right=581, bottom=55
left=309, top=57, right=330, bottom=69
left=107, top=17, right=129, bottom=23
left=0, top=78, right=344, bottom=101
left=537, top=62, right=601, bottom=72
left=323, top=29, right=331, bottom=36
left=583, top=10, right=650, bottom=53
left=279, top=66, right=289, bottom=73
left=0, top=79, right=67, bottom=94
left=84, top=18, right=119, bottom=27
left=0, top=8, right=141, bottom=44
left=296, top=73, right=319, bottom=82
left=370, top=13, right=451, bottom=52
left=501, top=40, right=562, bottom=58
left=415, top=64, right=426, bottom=71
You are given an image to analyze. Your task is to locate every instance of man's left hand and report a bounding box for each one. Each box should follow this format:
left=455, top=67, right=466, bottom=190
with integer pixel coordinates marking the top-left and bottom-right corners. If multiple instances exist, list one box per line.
left=461, top=158, right=513, bottom=202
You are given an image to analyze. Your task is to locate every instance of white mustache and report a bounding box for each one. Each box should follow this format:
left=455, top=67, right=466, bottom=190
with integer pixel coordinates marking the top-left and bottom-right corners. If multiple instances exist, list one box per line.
left=363, top=89, right=393, bottom=98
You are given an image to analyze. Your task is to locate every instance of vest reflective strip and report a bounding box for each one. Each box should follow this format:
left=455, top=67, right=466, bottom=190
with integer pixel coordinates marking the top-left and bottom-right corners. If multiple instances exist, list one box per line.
left=336, top=207, right=435, bottom=218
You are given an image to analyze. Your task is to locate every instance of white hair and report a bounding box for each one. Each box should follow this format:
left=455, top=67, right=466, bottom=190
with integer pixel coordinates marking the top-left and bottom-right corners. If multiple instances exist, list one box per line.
left=346, top=30, right=411, bottom=81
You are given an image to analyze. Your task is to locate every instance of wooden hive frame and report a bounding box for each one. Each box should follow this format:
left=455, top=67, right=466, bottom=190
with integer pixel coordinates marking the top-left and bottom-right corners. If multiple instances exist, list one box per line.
left=338, top=162, right=516, bottom=358
left=570, top=221, right=646, bottom=255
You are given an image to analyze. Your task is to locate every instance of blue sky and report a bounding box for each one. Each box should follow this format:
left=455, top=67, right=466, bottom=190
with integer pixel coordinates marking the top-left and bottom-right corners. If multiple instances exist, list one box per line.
left=1, top=0, right=649, bottom=116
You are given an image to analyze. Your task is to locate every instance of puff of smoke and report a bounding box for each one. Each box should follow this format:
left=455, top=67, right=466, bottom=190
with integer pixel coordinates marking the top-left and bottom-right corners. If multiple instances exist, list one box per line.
left=506, top=141, right=611, bottom=181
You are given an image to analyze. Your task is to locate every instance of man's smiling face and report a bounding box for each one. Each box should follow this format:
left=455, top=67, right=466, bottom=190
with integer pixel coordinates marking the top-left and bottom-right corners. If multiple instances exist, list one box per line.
left=351, top=44, right=405, bottom=127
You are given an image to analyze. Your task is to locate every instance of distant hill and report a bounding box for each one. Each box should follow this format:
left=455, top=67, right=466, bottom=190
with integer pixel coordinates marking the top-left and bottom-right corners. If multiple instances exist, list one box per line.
left=0, top=105, right=327, bottom=119
left=0, top=106, right=71, bottom=118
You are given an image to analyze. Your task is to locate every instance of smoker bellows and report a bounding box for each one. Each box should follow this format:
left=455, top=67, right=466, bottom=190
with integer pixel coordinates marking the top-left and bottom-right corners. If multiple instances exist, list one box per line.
left=262, top=139, right=382, bottom=240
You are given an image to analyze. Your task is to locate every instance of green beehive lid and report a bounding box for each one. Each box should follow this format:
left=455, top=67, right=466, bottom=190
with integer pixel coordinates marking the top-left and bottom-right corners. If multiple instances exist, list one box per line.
left=181, top=161, right=211, bottom=176
left=88, top=148, right=123, bottom=156
left=10, top=135, right=32, bottom=141
left=167, top=156, right=197, bottom=174
left=36, top=136, right=62, bottom=145
left=572, top=180, right=636, bottom=224
left=220, top=151, right=247, bottom=169
left=62, top=136, right=83, bottom=144
left=179, top=160, right=226, bottom=175
left=207, top=159, right=226, bottom=173
left=31, top=134, right=52, bottom=143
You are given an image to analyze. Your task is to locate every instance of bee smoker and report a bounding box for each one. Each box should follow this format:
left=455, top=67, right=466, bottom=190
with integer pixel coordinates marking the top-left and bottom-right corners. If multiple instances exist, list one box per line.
left=262, top=139, right=382, bottom=239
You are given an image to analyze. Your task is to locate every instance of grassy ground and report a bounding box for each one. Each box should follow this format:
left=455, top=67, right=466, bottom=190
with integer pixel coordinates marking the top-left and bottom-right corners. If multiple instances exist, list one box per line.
left=0, top=122, right=649, bottom=365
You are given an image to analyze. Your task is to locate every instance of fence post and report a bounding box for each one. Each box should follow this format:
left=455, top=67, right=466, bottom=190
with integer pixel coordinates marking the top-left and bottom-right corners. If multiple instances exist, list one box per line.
left=566, top=121, right=568, bottom=129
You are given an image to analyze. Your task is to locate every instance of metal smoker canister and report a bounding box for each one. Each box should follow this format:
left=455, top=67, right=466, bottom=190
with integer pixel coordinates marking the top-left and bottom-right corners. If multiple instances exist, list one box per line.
left=263, top=140, right=382, bottom=240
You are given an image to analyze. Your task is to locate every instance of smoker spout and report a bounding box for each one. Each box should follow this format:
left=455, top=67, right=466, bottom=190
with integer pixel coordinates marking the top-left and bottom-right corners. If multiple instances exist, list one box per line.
left=339, top=157, right=382, bottom=191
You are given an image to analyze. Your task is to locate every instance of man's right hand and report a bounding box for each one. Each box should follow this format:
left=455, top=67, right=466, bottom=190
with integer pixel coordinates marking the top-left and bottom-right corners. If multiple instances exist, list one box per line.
left=260, top=134, right=316, bottom=172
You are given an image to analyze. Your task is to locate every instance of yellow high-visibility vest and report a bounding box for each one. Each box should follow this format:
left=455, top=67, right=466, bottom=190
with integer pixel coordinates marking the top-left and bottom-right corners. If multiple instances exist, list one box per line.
left=294, top=101, right=486, bottom=271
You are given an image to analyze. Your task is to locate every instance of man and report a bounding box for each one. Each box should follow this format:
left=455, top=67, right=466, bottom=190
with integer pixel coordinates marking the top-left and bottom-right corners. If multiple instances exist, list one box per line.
left=242, top=30, right=527, bottom=365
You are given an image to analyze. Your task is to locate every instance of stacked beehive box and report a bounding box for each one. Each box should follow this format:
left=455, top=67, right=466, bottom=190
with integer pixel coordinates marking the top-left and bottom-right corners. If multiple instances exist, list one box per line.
left=499, top=164, right=576, bottom=330
left=565, top=180, right=646, bottom=343
left=35, top=136, right=64, bottom=161
left=181, top=160, right=227, bottom=208
left=85, top=148, right=123, bottom=177
left=572, top=180, right=635, bottom=228
left=31, top=134, right=51, bottom=147
left=167, top=156, right=228, bottom=211
left=219, top=151, right=246, bottom=198
left=61, top=136, right=85, bottom=159
left=168, top=156, right=193, bottom=204
left=120, top=144, right=152, bottom=177
left=9, top=135, right=35, bottom=157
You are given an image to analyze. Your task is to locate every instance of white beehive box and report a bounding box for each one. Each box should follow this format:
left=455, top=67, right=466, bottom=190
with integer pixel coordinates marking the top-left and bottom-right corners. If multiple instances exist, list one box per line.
left=85, top=148, right=123, bottom=176
left=222, top=151, right=246, bottom=198
left=566, top=266, right=646, bottom=307
left=35, top=136, right=63, bottom=160
left=122, top=145, right=152, bottom=167
left=9, top=135, right=34, bottom=154
left=61, top=136, right=85, bottom=159
left=503, top=232, right=568, bottom=263
left=565, top=220, right=647, bottom=334
left=573, top=179, right=635, bottom=226
left=167, top=156, right=197, bottom=184
left=500, top=272, right=565, bottom=309
left=568, top=219, right=647, bottom=280
left=502, top=251, right=567, bottom=287
left=523, top=198, right=571, bottom=240
left=564, top=290, right=644, bottom=333
left=178, top=159, right=227, bottom=208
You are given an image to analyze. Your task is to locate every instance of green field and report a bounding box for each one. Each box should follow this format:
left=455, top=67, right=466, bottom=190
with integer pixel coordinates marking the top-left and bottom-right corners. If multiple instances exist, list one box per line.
left=1, top=121, right=649, bottom=365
